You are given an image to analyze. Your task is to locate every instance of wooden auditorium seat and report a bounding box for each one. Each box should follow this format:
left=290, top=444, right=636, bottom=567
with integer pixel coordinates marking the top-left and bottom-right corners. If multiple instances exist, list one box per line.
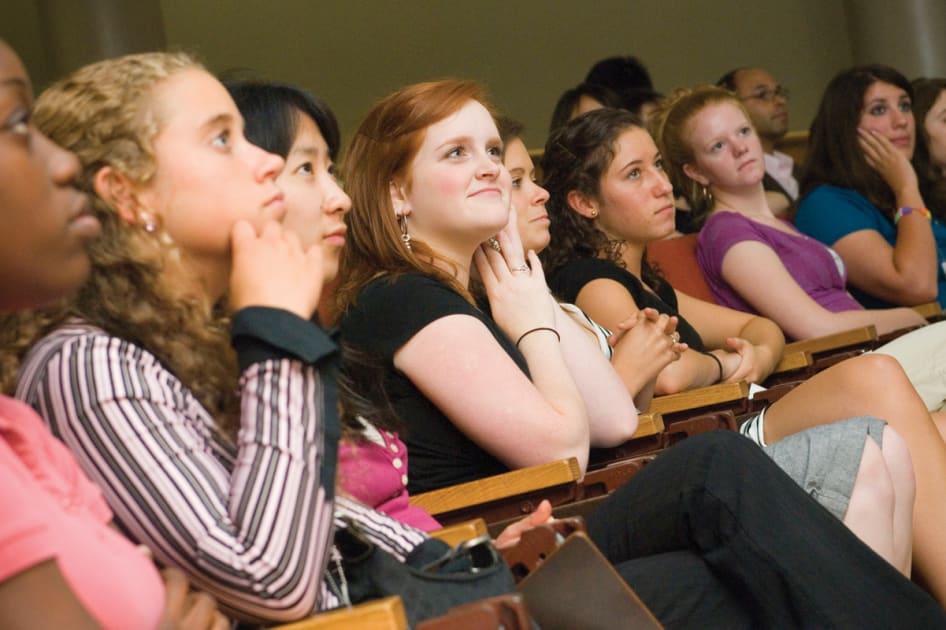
left=645, top=233, right=716, bottom=304
left=272, top=596, right=408, bottom=630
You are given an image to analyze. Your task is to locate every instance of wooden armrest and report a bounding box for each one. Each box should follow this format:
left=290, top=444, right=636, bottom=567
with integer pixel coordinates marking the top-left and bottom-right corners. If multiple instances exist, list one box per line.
left=773, top=350, right=813, bottom=374
left=430, top=518, right=488, bottom=547
left=783, top=325, right=877, bottom=356
left=272, top=596, right=407, bottom=630
left=630, top=412, right=664, bottom=439
left=649, top=381, right=749, bottom=416
left=912, top=300, right=943, bottom=320
left=417, top=594, right=533, bottom=630
left=410, top=458, right=582, bottom=516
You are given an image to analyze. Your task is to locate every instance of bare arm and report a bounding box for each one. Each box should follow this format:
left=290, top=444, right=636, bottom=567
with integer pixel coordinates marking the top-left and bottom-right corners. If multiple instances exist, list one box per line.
left=573, top=278, right=715, bottom=395
left=833, top=130, right=939, bottom=304
left=674, top=289, right=784, bottom=385
left=394, top=314, right=590, bottom=471
left=553, top=302, right=639, bottom=446
left=608, top=309, right=686, bottom=407
left=720, top=240, right=926, bottom=339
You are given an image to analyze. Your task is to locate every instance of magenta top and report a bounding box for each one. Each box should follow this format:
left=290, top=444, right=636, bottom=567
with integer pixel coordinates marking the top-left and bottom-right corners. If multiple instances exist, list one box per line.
left=697, top=211, right=863, bottom=318
left=338, top=420, right=442, bottom=532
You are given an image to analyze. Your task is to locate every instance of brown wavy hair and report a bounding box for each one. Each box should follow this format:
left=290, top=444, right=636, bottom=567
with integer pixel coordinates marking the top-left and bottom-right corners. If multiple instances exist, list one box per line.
left=334, top=79, right=498, bottom=314
left=651, top=84, right=749, bottom=228
left=539, top=107, right=666, bottom=294
left=0, top=52, right=241, bottom=434
left=912, top=78, right=946, bottom=220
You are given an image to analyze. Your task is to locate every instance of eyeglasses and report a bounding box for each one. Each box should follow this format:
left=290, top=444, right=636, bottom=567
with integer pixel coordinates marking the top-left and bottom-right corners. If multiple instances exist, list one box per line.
left=742, top=86, right=790, bottom=102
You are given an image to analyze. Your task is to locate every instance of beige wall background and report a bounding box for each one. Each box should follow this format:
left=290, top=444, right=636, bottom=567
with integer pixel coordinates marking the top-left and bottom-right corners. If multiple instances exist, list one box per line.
left=0, top=0, right=880, bottom=149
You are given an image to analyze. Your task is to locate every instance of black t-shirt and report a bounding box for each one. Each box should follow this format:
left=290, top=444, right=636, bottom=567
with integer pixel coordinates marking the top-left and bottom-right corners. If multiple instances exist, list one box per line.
left=340, top=273, right=528, bottom=494
left=547, top=258, right=705, bottom=352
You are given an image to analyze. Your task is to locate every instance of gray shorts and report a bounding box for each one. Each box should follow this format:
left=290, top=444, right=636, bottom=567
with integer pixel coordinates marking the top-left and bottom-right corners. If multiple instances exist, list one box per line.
left=762, top=416, right=886, bottom=521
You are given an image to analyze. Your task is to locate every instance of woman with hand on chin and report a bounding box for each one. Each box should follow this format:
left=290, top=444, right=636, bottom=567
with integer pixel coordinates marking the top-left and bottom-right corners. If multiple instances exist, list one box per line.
left=796, top=65, right=946, bottom=309
left=0, top=40, right=226, bottom=630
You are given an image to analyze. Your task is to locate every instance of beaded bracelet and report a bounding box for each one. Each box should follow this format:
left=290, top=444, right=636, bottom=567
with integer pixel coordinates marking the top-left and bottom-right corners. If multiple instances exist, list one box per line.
left=515, top=327, right=561, bottom=348
left=893, top=206, right=932, bottom=225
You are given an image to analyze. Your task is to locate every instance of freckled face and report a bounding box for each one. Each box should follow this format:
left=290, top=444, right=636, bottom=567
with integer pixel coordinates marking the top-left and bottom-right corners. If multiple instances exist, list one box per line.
left=683, top=101, right=766, bottom=192
left=398, top=100, right=511, bottom=256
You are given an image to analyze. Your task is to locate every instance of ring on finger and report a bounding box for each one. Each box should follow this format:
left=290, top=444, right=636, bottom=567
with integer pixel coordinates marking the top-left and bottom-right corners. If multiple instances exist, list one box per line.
left=510, top=264, right=530, bottom=273
left=487, top=238, right=501, bottom=252
left=670, top=331, right=680, bottom=343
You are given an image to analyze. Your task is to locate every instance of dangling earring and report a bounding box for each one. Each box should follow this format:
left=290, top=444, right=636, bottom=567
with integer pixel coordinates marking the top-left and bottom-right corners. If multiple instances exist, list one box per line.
left=700, top=185, right=714, bottom=208
left=398, top=214, right=412, bottom=251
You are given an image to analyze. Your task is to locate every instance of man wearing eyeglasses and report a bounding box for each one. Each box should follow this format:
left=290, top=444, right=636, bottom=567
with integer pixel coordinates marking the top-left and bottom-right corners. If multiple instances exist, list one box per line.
left=718, top=67, right=797, bottom=216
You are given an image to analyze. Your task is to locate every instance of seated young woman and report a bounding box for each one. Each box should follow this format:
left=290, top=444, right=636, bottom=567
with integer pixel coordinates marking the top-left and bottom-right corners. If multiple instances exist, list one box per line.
left=540, top=105, right=946, bottom=604
left=0, top=40, right=228, bottom=630
left=0, top=52, right=451, bottom=623
left=226, top=78, right=452, bottom=534
left=653, top=84, right=926, bottom=341
left=795, top=65, right=946, bottom=309
left=913, top=77, right=946, bottom=236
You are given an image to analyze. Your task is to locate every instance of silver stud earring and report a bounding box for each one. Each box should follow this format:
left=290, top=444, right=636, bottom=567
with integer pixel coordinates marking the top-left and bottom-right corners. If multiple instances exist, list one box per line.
left=140, top=211, right=158, bottom=233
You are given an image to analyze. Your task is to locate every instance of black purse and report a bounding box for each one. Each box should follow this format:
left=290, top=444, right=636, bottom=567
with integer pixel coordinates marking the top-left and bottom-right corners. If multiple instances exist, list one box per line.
left=328, top=520, right=517, bottom=626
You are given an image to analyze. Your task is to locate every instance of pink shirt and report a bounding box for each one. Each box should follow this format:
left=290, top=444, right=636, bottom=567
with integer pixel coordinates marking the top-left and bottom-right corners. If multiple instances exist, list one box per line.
left=0, top=395, right=164, bottom=629
left=338, top=420, right=441, bottom=532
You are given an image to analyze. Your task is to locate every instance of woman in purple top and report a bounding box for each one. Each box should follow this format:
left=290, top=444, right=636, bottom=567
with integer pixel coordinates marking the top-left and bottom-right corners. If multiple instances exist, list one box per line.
left=652, top=84, right=926, bottom=341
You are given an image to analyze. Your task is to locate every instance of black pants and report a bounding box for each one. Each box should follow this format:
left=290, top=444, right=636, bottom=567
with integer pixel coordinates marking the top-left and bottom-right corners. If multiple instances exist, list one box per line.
left=587, top=431, right=946, bottom=629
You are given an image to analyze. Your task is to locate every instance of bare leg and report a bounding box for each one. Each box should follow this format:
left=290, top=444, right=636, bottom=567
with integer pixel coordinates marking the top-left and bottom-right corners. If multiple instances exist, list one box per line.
left=764, top=354, right=946, bottom=605
left=932, top=411, right=946, bottom=443
left=843, top=428, right=913, bottom=576
left=881, top=427, right=915, bottom=575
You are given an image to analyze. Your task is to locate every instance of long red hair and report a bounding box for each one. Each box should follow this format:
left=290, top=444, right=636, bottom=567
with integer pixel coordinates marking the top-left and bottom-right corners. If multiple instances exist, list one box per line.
left=335, top=79, right=498, bottom=313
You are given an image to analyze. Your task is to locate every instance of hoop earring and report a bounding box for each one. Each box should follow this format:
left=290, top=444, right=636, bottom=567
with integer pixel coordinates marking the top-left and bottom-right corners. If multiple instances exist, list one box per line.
left=398, top=214, right=412, bottom=251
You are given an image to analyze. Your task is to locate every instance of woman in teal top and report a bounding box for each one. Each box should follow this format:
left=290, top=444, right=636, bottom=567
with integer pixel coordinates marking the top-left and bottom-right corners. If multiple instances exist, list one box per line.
left=796, top=65, right=946, bottom=309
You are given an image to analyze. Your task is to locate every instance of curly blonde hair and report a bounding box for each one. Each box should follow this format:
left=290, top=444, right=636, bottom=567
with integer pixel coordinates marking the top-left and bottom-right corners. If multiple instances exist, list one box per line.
left=0, top=52, right=240, bottom=434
